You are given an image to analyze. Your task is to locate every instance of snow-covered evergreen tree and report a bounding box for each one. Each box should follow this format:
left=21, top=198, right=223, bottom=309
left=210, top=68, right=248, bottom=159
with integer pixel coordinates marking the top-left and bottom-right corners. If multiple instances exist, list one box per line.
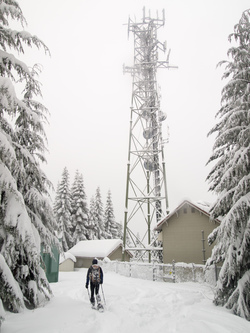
left=71, top=170, right=89, bottom=244
left=104, top=190, right=118, bottom=238
left=116, top=220, right=123, bottom=240
left=0, top=0, right=58, bottom=317
left=0, top=297, right=4, bottom=327
left=88, top=196, right=98, bottom=239
left=16, top=63, right=58, bottom=250
left=206, top=9, right=250, bottom=321
left=53, top=167, right=72, bottom=251
left=93, top=187, right=107, bottom=239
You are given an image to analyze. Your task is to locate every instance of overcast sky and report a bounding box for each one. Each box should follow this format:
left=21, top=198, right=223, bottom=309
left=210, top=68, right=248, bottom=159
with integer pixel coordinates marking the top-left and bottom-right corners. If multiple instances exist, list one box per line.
left=17, top=0, right=249, bottom=224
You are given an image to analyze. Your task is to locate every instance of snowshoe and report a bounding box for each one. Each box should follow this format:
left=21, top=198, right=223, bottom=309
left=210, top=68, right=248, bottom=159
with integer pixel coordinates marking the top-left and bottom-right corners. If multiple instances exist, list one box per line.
left=97, top=303, right=104, bottom=312
left=96, top=294, right=101, bottom=303
left=96, top=294, right=104, bottom=312
left=90, top=297, right=95, bottom=309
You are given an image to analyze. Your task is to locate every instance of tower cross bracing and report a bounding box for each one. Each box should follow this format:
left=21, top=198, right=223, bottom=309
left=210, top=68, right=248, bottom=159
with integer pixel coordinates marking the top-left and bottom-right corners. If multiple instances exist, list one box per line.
left=122, top=8, right=176, bottom=262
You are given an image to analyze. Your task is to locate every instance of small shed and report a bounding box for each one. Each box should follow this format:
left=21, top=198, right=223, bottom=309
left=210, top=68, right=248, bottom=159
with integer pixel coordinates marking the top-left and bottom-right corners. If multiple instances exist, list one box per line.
left=59, top=252, right=76, bottom=272
left=68, top=239, right=132, bottom=268
left=155, top=200, right=220, bottom=265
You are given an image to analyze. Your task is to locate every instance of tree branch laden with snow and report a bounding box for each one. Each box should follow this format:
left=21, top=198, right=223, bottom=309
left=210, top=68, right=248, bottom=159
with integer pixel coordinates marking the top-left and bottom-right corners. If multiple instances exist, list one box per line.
left=206, top=9, right=250, bottom=321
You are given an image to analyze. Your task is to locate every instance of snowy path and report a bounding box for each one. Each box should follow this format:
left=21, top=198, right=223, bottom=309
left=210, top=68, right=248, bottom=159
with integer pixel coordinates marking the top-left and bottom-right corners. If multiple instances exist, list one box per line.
left=2, top=269, right=249, bottom=333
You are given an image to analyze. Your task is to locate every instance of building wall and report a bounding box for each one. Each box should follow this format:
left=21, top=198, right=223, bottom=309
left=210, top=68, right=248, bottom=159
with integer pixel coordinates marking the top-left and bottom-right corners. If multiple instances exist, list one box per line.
left=109, top=246, right=131, bottom=262
left=74, top=246, right=131, bottom=268
left=162, top=203, right=219, bottom=265
left=59, top=259, right=75, bottom=272
left=75, top=257, right=93, bottom=268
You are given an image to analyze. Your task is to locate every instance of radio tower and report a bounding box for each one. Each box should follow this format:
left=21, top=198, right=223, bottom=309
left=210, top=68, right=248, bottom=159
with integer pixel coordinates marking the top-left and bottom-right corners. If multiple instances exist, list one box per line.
left=122, top=8, right=176, bottom=262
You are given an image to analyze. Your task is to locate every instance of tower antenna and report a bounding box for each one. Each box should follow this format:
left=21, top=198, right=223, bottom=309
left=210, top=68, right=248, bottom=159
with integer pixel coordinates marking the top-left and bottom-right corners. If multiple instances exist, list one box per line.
left=122, top=8, right=177, bottom=262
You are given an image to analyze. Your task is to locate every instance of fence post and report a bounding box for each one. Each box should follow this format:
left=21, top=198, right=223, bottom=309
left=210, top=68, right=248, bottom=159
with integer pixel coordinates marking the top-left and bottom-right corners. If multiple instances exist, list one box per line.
left=172, top=260, right=176, bottom=283
left=153, top=263, right=156, bottom=281
left=192, top=263, right=195, bottom=282
left=201, top=230, right=206, bottom=264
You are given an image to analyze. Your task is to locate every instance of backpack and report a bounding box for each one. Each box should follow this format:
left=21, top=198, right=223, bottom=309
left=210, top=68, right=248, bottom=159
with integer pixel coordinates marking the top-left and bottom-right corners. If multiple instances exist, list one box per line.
left=91, top=266, right=101, bottom=284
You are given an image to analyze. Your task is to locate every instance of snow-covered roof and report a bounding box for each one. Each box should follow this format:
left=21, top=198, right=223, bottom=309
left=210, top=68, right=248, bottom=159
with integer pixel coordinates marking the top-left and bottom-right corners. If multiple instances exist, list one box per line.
left=59, top=252, right=76, bottom=264
left=155, top=199, right=220, bottom=231
left=68, top=239, right=123, bottom=258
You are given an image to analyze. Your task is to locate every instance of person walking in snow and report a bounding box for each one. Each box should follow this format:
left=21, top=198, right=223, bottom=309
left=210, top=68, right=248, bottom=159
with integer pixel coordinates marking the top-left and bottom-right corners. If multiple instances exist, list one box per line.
left=85, top=258, right=103, bottom=307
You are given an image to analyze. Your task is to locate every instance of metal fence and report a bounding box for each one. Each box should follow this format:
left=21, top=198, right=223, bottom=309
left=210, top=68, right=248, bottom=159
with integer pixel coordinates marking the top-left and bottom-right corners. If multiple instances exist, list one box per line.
left=101, top=260, right=219, bottom=285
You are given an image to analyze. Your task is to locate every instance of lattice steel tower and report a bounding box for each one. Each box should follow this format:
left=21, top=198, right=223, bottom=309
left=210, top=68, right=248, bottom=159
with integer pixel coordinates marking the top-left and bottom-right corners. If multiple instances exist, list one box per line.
left=122, top=8, right=176, bottom=261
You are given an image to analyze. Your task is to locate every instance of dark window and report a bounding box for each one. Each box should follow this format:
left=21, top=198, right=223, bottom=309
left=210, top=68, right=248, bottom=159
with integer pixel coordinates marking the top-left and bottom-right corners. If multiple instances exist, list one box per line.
left=191, top=207, right=195, bottom=213
left=183, top=207, right=187, bottom=214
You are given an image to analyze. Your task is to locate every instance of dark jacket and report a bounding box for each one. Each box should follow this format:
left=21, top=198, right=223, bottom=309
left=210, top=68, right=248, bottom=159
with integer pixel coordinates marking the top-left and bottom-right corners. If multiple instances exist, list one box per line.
left=86, top=264, right=103, bottom=287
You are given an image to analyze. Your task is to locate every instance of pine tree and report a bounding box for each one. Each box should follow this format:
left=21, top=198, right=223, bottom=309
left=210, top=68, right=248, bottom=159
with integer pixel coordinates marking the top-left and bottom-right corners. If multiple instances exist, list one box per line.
left=0, top=0, right=58, bottom=316
left=206, top=9, right=250, bottom=320
left=0, top=297, right=4, bottom=327
left=71, top=170, right=89, bottom=244
left=54, top=168, right=72, bottom=251
left=104, top=190, right=118, bottom=238
left=16, top=63, right=58, bottom=249
left=93, top=187, right=106, bottom=239
left=116, top=220, right=123, bottom=240
left=0, top=253, right=25, bottom=313
left=88, top=196, right=98, bottom=239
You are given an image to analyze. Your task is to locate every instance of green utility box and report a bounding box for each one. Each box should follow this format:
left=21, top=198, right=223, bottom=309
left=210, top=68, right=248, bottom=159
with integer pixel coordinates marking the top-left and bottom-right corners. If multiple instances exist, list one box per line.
left=41, top=245, right=60, bottom=283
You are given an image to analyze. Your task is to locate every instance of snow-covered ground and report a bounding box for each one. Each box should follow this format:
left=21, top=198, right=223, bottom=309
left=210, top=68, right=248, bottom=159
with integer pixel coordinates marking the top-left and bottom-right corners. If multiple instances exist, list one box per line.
left=2, top=269, right=249, bottom=333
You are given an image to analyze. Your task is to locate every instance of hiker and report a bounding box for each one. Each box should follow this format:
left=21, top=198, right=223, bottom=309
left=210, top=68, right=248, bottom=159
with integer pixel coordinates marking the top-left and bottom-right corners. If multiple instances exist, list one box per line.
left=85, top=258, right=103, bottom=306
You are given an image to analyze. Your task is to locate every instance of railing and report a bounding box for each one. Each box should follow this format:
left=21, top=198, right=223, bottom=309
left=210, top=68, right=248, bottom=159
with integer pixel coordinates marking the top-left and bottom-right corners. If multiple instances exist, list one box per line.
left=101, top=260, right=219, bottom=285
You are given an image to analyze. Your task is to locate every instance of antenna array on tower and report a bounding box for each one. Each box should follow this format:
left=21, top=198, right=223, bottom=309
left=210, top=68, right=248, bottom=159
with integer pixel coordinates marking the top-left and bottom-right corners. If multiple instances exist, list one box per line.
left=122, top=8, right=177, bottom=262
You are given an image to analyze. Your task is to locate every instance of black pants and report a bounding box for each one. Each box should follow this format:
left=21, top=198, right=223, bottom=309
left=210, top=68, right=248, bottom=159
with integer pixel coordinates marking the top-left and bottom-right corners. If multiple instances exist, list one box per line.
left=90, top=282, right=99, bottom=303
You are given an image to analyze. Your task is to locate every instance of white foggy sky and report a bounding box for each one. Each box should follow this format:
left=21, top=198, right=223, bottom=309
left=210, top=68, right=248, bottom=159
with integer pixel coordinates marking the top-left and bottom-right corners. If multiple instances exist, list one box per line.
left=17, top=0, right=248, bottom=223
